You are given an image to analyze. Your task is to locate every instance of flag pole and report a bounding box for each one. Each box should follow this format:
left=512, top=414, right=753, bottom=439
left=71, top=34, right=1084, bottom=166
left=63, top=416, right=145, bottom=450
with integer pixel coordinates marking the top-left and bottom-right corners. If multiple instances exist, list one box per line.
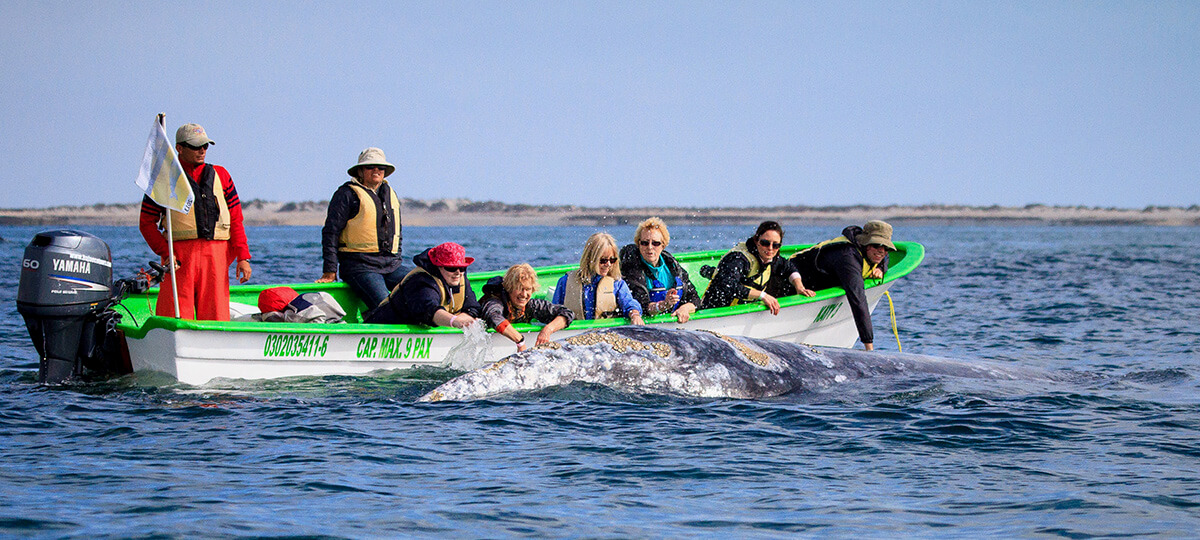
left=158, top=113, right=182, bottom=319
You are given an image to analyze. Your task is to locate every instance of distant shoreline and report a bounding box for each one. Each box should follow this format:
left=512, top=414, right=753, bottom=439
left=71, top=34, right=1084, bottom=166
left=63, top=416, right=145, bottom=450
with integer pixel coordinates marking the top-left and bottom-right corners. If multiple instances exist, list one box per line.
left=2, top=199, right=1199, bottom=227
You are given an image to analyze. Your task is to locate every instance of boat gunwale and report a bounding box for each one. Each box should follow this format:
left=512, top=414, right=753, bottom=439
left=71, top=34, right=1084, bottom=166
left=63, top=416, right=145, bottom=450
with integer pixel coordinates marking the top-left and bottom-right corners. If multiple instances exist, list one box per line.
left=114, top=241, right=924, bottom=339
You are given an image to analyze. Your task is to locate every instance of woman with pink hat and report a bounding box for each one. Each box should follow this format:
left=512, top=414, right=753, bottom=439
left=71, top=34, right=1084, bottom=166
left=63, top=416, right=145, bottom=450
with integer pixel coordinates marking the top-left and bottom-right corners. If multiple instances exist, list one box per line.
left=365, top=242, right=481, bottom=327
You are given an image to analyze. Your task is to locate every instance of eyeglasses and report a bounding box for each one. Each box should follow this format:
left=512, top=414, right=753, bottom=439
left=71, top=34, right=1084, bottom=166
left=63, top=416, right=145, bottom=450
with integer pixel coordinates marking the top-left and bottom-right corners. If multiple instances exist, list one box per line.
left=361, top=165, right=386, bottom=172
left=443, top=266, right=467, bottom=273
left=180, top=142, right=209, bottom=151
left=758, top=239, right=782, bottom=249
left=598, top=257, right=618, bottom=265
left=639, top=240, right=663, bottom=247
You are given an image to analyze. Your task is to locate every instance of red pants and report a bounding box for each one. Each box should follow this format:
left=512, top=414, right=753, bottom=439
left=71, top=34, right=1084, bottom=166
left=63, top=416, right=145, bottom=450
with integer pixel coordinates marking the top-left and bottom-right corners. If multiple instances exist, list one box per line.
left=156, top=239, right=232, bottom=321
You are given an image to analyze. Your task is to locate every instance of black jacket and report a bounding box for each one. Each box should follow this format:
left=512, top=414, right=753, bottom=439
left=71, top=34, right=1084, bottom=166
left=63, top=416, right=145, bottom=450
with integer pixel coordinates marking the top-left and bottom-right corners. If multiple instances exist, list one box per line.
left=618, top=244, right=701, bottom=313
left=788, top=225, right=889, bottom=345
left=479, top=276, right=575, bottom=328
left=365, top=247, right=480, bottom=325
left=699, top=239, right=799, bottom=310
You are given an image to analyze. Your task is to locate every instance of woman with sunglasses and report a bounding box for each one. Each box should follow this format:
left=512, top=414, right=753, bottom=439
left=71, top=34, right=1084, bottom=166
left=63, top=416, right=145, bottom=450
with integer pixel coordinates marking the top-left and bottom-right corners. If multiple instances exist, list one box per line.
left=552, top=232, right=645, bottom=324
left=365, top=242, right=481, bottom=327
left=700, top=220, right=815, bottom=315
left=618, top=217, right=701, bottom=323
left=316, top=148, right=405, bottom=310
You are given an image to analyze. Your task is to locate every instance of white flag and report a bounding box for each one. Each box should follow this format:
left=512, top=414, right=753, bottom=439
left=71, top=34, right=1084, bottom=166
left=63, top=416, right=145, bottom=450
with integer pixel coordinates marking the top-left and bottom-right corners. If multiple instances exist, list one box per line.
left=134, top=117, right=194, bottom=213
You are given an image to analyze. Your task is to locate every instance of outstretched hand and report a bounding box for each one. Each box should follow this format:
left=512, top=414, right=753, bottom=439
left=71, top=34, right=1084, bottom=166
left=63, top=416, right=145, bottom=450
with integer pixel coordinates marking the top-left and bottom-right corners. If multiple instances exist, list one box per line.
left=760, top=292, right=780, bottom=315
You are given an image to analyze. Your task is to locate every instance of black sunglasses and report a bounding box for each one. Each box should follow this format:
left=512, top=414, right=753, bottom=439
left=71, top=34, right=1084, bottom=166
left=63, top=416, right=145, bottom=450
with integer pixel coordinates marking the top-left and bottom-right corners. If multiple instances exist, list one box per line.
left=758, top=239, right=782, bottom=249
left=598, top=257, right=618, bottom=265
left=443, top=266, right=467, bottom=273
left=180, top=142, right=209, bottom=151
left=639, top=240, right=663, bottom=247
left=360, top=165, right=386, bottom=172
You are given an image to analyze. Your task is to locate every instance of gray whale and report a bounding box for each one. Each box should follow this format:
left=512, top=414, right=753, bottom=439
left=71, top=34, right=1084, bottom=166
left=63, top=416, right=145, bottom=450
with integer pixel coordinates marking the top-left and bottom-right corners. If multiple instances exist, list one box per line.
left=419, top=327, right=1059, bottom=402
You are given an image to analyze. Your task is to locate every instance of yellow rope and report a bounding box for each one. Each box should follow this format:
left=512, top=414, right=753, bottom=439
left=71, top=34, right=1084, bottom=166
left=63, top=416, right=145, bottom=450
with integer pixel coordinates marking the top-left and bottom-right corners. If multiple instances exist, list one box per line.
left=884, top=290, right=902, bottom=352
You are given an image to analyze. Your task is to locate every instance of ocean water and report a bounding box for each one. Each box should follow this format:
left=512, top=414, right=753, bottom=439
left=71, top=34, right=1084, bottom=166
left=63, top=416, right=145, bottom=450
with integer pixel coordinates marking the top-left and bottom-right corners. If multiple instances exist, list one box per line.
left=2, top=223, right=1199, bottom=538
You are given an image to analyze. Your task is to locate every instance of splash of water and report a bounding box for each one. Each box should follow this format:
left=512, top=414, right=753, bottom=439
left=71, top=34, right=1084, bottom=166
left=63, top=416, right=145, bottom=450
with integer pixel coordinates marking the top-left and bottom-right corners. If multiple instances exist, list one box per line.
left=444, top=320, right=495, bottom=371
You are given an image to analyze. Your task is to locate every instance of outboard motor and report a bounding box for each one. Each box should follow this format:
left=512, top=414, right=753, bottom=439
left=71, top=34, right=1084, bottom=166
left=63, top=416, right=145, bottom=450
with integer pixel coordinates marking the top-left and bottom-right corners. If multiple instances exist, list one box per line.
left=16, top=230, right=141, bottom=384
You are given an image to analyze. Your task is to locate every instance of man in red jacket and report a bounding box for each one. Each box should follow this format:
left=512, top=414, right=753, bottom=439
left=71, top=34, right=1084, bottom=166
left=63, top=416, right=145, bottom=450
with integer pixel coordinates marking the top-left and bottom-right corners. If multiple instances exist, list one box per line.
left=139, top=123, right=252, bottom=320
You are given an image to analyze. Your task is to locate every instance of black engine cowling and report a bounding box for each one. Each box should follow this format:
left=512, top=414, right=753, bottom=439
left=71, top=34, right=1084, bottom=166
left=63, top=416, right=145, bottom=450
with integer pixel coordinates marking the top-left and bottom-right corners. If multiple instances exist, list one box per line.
left=16, top=229, right=126, bottom=384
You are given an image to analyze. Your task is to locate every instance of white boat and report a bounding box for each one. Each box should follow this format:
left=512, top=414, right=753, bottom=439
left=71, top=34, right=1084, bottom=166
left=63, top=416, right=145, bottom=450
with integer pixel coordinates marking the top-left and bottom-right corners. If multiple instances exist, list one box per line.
left=116, top=243, right=924, bottom=385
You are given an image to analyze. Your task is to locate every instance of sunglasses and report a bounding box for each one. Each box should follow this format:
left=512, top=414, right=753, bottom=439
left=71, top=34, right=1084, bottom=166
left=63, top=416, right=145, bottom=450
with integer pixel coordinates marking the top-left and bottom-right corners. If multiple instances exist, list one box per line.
left=598, top=257, right=618, bottom=265
left=442, top=266, right=467, bottom=273
left=639, top=240, right=663, bottom=247
left=758, top=239, right=782, bottom=249
left=360, top=165, right=386, bottom=172
left=180, top=142, right=209, bottom=151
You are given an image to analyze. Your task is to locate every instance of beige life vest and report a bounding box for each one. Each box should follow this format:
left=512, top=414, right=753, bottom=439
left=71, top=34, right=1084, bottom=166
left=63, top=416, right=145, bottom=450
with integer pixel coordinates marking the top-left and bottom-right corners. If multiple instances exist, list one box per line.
left=797, top=236, right=878, bottom=278
left=399, top=267, right=466, bottom=313
left=339, top=181, right=401, bottom=253
left=165, top=166, right=230, bottom=241
left=562, top=270, right=618, bottom=319
left=729, top=242, right=769, bottom=305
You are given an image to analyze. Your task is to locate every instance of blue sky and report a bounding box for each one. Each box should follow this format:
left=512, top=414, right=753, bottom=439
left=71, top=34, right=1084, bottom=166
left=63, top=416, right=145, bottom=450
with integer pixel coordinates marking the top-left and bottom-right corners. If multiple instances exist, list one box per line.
left=1, top=1, right=1197, bottom=209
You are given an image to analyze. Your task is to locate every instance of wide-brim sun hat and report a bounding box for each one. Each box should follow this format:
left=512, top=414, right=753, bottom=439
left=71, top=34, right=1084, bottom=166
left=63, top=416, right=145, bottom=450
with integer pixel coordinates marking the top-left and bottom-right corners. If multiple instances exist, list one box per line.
left=176, top=123, right=215, bottom=146
left=856, top=220, right=896, bottom=251
left=348, top=147, right=395, bottom=177
left=428, top=242, right=475, bottom=268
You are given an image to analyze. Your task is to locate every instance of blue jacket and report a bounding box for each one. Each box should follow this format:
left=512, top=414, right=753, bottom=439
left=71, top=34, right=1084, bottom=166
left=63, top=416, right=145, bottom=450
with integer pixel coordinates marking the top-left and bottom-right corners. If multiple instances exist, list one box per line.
left=552, top=273, right=642, bottom=320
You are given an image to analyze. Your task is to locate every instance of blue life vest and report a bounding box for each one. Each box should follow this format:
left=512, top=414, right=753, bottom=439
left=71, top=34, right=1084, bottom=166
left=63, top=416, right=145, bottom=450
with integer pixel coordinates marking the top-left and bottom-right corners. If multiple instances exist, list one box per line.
left=647, top=274, right=685, bottom=310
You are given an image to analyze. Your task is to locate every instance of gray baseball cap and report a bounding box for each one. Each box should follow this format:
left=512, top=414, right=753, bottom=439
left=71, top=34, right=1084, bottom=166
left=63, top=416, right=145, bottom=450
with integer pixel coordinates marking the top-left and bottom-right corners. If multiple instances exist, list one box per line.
left=176, top=123, right=215, bottom=146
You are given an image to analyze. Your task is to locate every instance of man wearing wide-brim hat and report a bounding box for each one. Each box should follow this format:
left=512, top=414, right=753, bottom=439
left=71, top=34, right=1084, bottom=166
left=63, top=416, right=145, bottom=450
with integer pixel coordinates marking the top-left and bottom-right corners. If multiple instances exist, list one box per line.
left=788, top=220, right=897, bottom=351
left=138, top=122, right=253, bottom=320
left=317, top=147, right=405, bottom=310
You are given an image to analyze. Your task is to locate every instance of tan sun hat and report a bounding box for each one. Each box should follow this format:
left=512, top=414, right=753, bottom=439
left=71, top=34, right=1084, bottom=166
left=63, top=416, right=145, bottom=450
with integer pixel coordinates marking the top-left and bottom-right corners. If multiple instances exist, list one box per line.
left=856, top=220, right=896, bottom=251
left=175, top=123, right=215, bottom=146
left=348, top=147, right=395, bottom=177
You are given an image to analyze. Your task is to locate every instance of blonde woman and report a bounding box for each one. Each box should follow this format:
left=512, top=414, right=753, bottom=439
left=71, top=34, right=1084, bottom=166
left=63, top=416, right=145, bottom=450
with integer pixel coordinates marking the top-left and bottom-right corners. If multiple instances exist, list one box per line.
left=553, top=232, right=645, bottom=324
left=480, top=264, right=574, bottom=351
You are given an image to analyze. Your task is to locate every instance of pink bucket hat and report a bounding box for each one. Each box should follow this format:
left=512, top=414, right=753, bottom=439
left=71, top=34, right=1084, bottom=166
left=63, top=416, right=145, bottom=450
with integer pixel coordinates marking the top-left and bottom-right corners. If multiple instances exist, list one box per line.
left=428, top=242, right=475, bottom=267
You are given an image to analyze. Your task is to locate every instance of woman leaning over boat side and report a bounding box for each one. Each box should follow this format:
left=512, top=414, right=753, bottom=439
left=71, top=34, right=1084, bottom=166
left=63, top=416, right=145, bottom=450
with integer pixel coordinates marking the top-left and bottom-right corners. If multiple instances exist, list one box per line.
left=480, top=264, right=574, bottom=352
left=618, top=217, right=701, bottom=323
left=699, top=220, right=815, bottom=315
left=788, top=220, right=895, bottom=351
left=553, top=232, right=645, bottom=325
left=316, top=148, right=405, bottom=310
left=365, top=242, right=481, bottom=328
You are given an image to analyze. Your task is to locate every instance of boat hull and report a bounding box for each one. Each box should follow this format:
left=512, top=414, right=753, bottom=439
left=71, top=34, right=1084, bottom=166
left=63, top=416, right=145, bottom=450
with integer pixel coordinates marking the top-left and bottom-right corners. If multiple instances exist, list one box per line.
left=118, top=242, right=922, bottom=385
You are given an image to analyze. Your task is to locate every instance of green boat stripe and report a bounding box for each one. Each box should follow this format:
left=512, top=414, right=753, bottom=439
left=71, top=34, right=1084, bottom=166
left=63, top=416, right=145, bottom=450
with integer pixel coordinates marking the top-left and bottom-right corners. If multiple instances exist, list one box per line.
left=116, top=242, right=924, bottom=339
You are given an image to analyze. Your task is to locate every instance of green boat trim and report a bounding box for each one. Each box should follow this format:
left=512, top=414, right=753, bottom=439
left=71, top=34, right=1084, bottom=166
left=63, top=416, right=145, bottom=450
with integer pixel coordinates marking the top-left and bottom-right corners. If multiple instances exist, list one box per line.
left=114, top=242, right=924, bottom=340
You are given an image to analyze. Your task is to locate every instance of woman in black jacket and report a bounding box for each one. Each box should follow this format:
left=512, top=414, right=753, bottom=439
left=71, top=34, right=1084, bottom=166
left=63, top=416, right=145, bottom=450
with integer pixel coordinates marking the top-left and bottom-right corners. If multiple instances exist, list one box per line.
left=700, top=220, right=814, bottom=315
left=618, top=217, right=701, bottom=323
left=480, top=264, right=573, bottom=352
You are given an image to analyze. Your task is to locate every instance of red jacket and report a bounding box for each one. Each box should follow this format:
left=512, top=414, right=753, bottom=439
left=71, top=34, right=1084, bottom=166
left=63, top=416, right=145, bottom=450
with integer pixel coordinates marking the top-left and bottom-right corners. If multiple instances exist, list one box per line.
left=139, top=161, right=251, bottom=262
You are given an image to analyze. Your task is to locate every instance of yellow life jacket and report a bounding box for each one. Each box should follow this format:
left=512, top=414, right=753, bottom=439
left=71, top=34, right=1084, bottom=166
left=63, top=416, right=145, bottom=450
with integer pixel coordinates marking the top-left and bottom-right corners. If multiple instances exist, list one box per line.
left=165, top=165, right=230, bottom=241
left=399, top=267, right=466, bottom=314
left=729, top=242, right=770, bottom=305
left=339, top=181, right=401, bottom=253
left=563, top=270, right=618, bottom=319
left=797, top=236, right=879, bottom=279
